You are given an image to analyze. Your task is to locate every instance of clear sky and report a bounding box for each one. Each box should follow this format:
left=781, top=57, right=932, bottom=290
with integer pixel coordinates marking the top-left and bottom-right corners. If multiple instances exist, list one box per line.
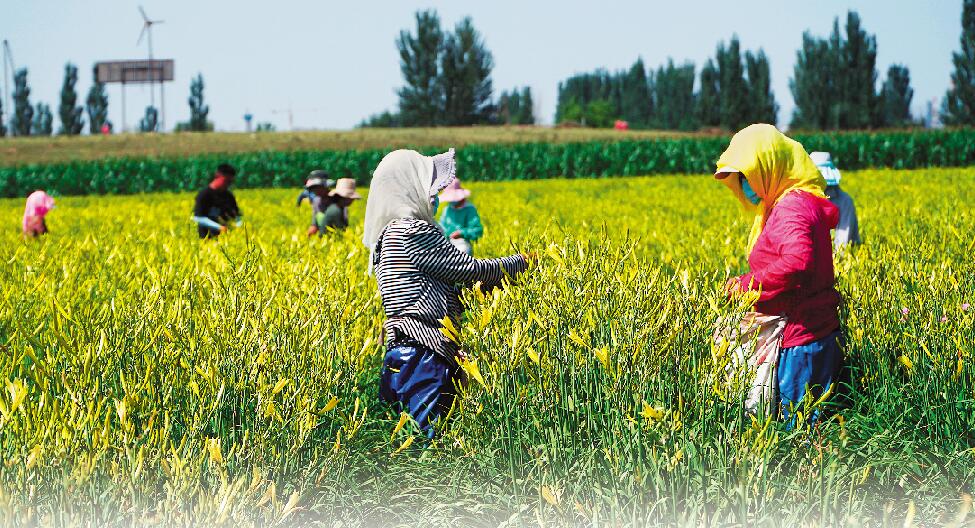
left=1, top=1, right=961, bottom=132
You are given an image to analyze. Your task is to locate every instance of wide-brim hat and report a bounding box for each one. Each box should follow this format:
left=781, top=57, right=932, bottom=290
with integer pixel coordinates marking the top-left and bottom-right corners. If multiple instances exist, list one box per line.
left=439, top=177, right=471, bottom=203
left=305, top=177, right=326, bottom=189
left=329, top=178, right=362, bottom=199
left=430, top=148, right=457, bottom=196
left=713, top=166, right=742, bottom=179
left=809, top=151, right=842, bottom=186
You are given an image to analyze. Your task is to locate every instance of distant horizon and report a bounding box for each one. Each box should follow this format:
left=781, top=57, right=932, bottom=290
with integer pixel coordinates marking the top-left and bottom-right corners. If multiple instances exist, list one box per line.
left=1, top=1, right=961, bottom=132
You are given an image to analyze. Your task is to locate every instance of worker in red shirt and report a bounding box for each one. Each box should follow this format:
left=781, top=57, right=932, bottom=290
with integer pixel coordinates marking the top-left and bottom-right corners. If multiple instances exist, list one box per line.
left=714, top=124, right=843, bottom=428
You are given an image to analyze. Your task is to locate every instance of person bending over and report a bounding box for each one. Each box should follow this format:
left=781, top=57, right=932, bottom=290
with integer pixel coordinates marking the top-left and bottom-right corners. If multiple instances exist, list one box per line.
left=362, top=148, right=532, bottom=435
left=193, top=163, right=242, bottom=239
left=715, top=124, right=844, bottom=428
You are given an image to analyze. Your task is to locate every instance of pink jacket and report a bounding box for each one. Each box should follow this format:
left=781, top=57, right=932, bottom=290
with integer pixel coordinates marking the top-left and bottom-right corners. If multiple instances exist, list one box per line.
left=736, top=190, right=841, bottom=348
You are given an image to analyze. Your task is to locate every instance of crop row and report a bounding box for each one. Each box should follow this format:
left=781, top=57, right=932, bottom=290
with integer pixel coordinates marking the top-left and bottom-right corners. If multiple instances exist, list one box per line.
left=2, top=128, right=973, bottom=196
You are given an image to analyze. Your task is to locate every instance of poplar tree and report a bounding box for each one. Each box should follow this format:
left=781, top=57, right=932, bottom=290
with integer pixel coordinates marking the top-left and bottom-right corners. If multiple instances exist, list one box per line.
left=696, top=59, right=721, bottom=128
left=620, top=58, right=652, bottom=127
left=10, top=69, right=33, bottom=136
left=86, top=65, right=110, bottom=133
left=943, top=0, right=975, bottom=125
left=745, top=50, right=778, bottom=125
left=58, top=63, right=84, bottom=135
left=880, top=65, right=913, bottom=127
left=440, top=17, right=494, bottom=125
left=31, top=103, right=53, bottom=136
left=188, top=74, right=211, bottom=131
left=396, top=10, right=444, bottom=126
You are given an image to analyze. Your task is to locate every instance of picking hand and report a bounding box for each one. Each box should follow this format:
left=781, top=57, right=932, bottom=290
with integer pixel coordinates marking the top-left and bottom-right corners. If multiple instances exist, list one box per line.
left=724, top=276, right=741, bottom=295
left=219, top=225, right=229, bottom=234
left=450, top=231, right=463, bottom=239
left=522, top=252, right=540, bottom=266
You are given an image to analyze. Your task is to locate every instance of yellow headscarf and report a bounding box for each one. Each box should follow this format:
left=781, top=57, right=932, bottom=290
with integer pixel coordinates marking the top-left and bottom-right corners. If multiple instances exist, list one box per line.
left=715, top=124, right=827, bottom=252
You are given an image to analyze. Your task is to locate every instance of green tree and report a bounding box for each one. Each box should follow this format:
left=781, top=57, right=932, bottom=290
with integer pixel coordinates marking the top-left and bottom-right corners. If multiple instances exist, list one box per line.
left=86, top=66, right=110, bottom=133
left=585, top=100, right=616, bottom=128
left=31, top=102, right=53, bottom=136
left=58, top=63, right=84, bottom=135
left=943, top=0, right=975, bottom=125
left=696, top=59, right=721, bottom=128
left=791, top=11, right=880, bottom=130
left=518, top=87, right=535, bottom=125
left=839, top=12, right=880, bottom=128
left=652, top=60, right=697, bottom=131
left=359, top=110, right=402, bottom=128
left=745, top=50, right=778, bottom=125
left=10, top=68, right=33, bottom=136
left=620, top=58, right=652, bottom=127
left=555, top=70, right=620, bottom=125
left=188, top=74, right=211, bottom=131
left=880, top=65, right=913, bottom=127
left=139, top=106, right=158, bottom=132
left=396, top=10, right=444, bottom=126
left=791, top=31, right=838, bottom=129
left=497, top=89, right=521, bottom=124
left=440, top=17, right=494, bottom=125
left=717, top=37, right=749, bottom=130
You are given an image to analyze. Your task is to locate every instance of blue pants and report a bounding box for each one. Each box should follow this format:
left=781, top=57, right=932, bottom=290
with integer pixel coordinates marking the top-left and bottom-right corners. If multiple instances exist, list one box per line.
left=778, top=331, right=844, bottom=428
left=379, top=344, right=460, bottom=436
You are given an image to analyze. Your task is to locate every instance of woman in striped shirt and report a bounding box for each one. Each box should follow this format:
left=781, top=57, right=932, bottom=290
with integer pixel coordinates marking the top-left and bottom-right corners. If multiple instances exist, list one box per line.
left=363, top=148, right=531, bottom=435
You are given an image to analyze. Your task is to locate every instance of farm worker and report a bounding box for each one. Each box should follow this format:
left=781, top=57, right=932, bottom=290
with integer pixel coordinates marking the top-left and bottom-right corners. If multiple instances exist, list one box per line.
left=809, top=152, right=861, bottom=249
left=318, top=178, right=362, bottom=233
left=362, top=148, right=532, bottom=435
left=438, top=178, right=483, bottom=256
left=296, top=170, right=335, bottom=208
left=22, top=190, right=55, bottom=237
left=715, top=124, right=844, bottom=428
left=192, top=163, right=242, bottom=239
left=297, top=172, right=337, bottom=237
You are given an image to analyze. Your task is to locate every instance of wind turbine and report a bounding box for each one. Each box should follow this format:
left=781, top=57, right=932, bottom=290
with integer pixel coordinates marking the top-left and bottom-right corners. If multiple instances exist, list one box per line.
left=137, top=6, right=165, bottom=129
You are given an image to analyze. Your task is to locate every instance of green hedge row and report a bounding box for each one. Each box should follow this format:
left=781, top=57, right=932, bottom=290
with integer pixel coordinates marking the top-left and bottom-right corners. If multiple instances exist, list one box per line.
left=3, top=128, right=973, bottom=197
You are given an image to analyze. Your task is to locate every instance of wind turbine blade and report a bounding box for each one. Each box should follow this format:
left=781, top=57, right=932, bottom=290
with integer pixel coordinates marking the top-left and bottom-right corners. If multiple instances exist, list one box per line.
left=137, top=25, right=148, bottom=45
left=139, top=6, right=149, bottom=22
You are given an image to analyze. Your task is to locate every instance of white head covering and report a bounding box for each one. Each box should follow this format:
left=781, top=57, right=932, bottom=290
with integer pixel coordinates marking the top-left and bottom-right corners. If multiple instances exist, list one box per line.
left=362, top=148, right=457, bottom=264
left=809, top=151, right=842, bottom=186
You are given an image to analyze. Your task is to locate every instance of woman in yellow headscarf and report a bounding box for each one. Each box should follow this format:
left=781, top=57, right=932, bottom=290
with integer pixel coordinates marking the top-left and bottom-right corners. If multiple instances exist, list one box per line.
left=715, top=124, right=844, bottom=428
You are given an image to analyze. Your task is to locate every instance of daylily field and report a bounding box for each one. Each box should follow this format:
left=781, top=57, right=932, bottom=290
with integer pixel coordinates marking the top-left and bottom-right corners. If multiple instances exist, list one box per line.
left=1, top=168, right=973, bottom=526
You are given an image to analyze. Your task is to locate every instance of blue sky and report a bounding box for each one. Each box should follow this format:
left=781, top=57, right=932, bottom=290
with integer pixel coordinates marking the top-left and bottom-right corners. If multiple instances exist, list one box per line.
left=1, top=1, right=961, bottom=131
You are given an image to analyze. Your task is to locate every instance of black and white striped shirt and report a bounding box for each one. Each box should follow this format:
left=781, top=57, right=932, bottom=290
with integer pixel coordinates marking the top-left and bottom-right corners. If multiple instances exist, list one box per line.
left=373, top=218, right=528, bottom=359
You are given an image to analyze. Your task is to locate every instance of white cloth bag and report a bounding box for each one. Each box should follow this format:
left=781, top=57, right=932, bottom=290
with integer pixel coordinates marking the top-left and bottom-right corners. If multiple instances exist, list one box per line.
left=713, top=312, right=788, bottom=417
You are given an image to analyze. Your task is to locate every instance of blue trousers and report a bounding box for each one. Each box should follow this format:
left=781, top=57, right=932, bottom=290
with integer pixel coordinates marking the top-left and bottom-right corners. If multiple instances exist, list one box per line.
left=379, top=344, right=460, bottom=436
left=778, top=331, right=844, bottom=428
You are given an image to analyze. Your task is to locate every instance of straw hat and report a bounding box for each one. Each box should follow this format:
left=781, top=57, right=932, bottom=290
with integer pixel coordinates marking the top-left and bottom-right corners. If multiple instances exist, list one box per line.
left=438, top=178, right=471, bottom=203
left=809, top=151, right=841, bottom=186
left=330, top=178, right=362, bottom=199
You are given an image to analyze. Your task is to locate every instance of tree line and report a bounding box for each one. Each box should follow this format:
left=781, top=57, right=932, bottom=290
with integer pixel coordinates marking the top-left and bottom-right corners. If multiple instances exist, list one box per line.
left=557, top=11, right=917, bottom=131
left=360, top=10, right=535, bottom=128
left=368, top=3, right=975, bottom=131
left=0, top=65, right=213, bottom=136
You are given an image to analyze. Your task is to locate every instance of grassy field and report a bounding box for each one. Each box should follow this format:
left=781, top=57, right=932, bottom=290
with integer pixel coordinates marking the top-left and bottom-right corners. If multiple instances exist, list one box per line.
left=0, top=126, right=689, bottom=167
left=1, top=169, right=973, bottom=526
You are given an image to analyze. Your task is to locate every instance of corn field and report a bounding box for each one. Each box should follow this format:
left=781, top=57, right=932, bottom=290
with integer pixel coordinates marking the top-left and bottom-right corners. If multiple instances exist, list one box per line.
left=3, top=128, right=975, bottom=198
left=1, top=168, right=973, bottom=526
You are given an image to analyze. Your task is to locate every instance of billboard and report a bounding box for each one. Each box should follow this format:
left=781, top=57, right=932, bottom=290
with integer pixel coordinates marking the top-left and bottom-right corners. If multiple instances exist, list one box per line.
left=95, top=59, right=174, bottom=84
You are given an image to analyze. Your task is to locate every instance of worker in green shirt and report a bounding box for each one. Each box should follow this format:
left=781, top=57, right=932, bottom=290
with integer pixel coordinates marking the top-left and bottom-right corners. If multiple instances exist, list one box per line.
left=438, top=179, right=482, bottom=255
left=315, top=178, right=361, bottom=234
